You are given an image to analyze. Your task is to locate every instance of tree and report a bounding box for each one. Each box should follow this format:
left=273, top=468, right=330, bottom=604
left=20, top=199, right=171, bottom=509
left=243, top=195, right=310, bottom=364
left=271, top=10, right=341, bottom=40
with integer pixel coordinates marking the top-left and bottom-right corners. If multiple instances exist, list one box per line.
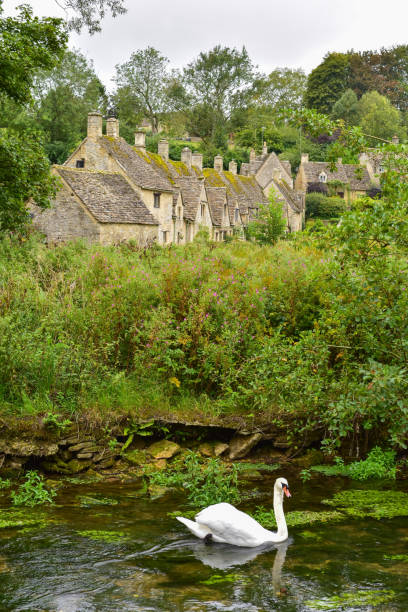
left=52, top=0, right=126, bottom=34
left=182, top=45, right=256, bottom=143
left=0, top=3, right=67, bottom=231
left=305, top=52, right=350, bottom=114
left=253, top=68, right=307, bottom=114
left=358, top=91, right=404, bottom=142
left=332, top=89, right=359, bottom=125
left=247, top=191, right=287, bottom=245
left=113, top=47, right=172, bottom=134
left=33, top=49, right=107, bottom=162
left=0, top=4, right=67, bottom=104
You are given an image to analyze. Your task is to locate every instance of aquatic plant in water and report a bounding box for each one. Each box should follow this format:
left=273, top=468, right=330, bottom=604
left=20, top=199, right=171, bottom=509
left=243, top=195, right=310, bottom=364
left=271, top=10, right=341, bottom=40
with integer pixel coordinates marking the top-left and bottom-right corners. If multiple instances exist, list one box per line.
left=252, top=508, right=345, bottom=529
left=305, top=589, right=395, bottom=610
left=11, top=471, right=56, bottom=507
left=311, top=447, right=397, bottom=480
left=78, top=495, right=119, bottom=507
left=77, top=530, right=127, bottom=542
left=322, top=489, right=408, bottom=519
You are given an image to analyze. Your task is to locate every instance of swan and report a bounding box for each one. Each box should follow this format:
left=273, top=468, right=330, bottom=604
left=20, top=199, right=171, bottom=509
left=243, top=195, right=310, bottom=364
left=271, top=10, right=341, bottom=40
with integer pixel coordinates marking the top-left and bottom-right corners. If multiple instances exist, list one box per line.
left=176, top=476, right=291, bottom=548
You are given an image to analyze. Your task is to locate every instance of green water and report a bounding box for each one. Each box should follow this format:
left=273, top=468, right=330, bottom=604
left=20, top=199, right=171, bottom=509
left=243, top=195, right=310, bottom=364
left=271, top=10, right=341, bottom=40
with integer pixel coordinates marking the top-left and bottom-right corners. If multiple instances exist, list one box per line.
left=0, top=475, right=407, bottom=611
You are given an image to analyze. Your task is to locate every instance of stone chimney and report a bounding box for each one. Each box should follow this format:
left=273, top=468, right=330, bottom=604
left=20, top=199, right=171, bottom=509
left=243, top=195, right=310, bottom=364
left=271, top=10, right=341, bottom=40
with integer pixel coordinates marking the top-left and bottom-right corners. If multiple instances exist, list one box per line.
left=192, top=152, right=203, bottom=172
left=106, top=117, right=119, bottom=139
left=249, top=148, right=256, bottom=163
left=301, top=153, right=309, bottom=164
left=214, top=155, right=223, bottom=173
left=87, top=111, right=103, bottom=139
left=337, top=157, right=342, bottom=165
left=181, top=147, right=192, bottom=169
left=134, top=129, right=146, bottom=151
left=262, top=141, right=268, bottom=155
left=392, top=134, right=399, bottom=144
left=158, top=139, right=169, bottom=161
left=229, top=160, right=237, bottom=175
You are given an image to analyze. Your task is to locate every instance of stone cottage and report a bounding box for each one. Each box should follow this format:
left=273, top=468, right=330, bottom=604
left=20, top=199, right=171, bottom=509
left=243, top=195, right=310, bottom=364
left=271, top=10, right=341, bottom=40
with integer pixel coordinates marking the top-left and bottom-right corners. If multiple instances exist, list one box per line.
left=31, top=112, right=304, bottom=245
left=295, top=153, right=372, bottom=202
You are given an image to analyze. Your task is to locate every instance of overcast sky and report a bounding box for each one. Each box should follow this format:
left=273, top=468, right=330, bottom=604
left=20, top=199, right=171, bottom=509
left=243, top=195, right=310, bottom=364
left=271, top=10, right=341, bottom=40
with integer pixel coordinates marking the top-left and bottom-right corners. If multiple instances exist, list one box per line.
left=3, top=0, right=408, bottom=91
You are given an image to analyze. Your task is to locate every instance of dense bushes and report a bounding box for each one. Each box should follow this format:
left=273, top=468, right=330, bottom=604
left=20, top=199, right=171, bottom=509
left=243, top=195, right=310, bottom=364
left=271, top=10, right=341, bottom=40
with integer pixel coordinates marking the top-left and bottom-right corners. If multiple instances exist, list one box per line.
left=0, top=225, right=407, bottom=452
left=305, top=193, right=346, bottom=219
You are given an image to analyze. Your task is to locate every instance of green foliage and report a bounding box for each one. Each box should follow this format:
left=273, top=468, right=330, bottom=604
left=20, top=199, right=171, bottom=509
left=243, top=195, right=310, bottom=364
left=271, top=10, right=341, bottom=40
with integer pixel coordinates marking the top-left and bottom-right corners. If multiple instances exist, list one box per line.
left=247, top=191, right=287, bottom=244
left=0, top=127, right=57, bottom=231
left=58, top=0, right=127, bottom=35
left=358, top=91, right=405, bottom=142
left=0, top=4, right=67, bottom=105
left=322, top=489, right=408, bottom=519
left=0, top=478, right=11, bottom=490
left=305, top=193, right=346, bottom=219
left=331, top=88, right=359, bottom=125
left=305, top=589, right=395, bottom=611
left=305, top=52, right=350, bottom=114
left=43, top=411, right=72, bottom=432
left=147, top=452, right=240, bottom=507
left=11, top=471, right=56, bottom=507
left=347, top=447, right=396, bottom=480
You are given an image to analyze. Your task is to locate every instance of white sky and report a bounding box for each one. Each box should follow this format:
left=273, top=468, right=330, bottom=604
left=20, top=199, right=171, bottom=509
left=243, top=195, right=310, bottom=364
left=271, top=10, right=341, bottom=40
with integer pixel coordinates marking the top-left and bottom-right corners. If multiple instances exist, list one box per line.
left=3, top=0, right=408, bottom=92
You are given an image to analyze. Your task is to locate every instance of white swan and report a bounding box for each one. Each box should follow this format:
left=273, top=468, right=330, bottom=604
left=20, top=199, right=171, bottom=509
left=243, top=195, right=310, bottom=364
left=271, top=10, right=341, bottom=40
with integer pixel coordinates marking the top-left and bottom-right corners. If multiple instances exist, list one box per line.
left=176, top=476, right=291, bottom=548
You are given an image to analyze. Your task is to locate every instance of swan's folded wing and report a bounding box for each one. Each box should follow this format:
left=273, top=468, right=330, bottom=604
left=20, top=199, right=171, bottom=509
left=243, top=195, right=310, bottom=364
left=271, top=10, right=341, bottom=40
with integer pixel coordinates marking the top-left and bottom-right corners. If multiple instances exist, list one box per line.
left=195, top=503, right=268, bottom=547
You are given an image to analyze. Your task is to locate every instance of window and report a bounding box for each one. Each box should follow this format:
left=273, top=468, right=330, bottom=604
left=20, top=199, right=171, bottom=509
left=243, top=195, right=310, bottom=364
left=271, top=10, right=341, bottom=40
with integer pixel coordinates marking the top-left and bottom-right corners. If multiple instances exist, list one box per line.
left=154, top=193, right=161, bottom=208
left=235, top=208, right=239, bottom=222
left=76, top=159, right=85, bottom=168
left=319, top=172, right=327, bottom=183
left=201, top=204, right=205, bottom=217
left=162, top=230, right=168, bottom=243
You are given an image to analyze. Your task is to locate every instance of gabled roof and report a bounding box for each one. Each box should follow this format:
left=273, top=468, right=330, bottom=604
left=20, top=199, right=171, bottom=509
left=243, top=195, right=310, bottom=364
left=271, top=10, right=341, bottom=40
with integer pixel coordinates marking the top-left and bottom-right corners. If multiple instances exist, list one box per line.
left=203, top=169, right=266, bottom=215
left=177, top=176, right=203, bottom=221
left=302, top=161, right=348, bottom=184
left=56, top=167, right=158, bottom=225
left=206, top=186, right=227, bottom=226
left=99, top=137, right=175, bottom=192
left=342, top=164, right=372, bottom=190
left=274, top=180, right=303, bottom=213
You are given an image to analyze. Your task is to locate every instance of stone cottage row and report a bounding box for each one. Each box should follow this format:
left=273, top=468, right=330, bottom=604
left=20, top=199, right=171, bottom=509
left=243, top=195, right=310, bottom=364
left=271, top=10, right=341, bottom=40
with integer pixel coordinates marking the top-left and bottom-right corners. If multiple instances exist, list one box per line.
left=31, top=112, right=305, bottom=246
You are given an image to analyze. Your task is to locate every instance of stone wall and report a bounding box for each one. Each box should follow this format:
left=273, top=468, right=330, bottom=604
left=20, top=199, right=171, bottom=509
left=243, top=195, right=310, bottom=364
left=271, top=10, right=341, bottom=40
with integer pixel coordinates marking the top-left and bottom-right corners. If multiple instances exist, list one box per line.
left=30, top=187, right=100, bottom=243
left=99, top=223, right=158, bottom=246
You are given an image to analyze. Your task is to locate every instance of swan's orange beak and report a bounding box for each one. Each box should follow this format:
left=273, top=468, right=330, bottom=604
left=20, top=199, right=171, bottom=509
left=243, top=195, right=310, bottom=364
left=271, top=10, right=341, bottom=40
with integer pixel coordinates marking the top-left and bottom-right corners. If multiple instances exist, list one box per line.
left=283, top=484, right=291, bottom=498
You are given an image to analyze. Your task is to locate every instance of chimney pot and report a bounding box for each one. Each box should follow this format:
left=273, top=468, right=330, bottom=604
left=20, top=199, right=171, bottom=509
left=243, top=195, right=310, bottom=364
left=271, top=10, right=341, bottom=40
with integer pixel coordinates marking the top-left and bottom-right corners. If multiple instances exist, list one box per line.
left=134, top=129, right=146, bottom=150
left=262, top=141, right=268, bottom=155
left=337, top=157, right=342, bottom=165
left=87, top=111, right=103, bottom=139
left=214, top=155, right=223, bottom=173
left=392, top=134, right=399, bottom=144
left=192, top=152, right=203, bottom=172
left=301, top=153, right=309, bottom=164
left=181, top=147, right=192, bottom=169
left=158, top=139, right=169, bottom=161
left=249, top=148, right=256, bottom=163
left=106, top=117, right=119, bottom=139
left=229, top=160, right=237, bottom=175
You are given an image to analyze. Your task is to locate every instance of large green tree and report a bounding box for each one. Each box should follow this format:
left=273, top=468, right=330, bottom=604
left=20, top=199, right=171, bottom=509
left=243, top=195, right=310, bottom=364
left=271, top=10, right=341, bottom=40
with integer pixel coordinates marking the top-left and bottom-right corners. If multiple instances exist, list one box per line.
left=331, top=88, right=360, bottom=125
left=254, top=68, right=307, bottom=114
left=305, top=52, right=350, bottom=114
left=182, top=45, right=256, bottom=143
left=358, top=91, right=404, bottom=142
left=0, top=3, right=67, bottom=231
left=113, top=47, right=173, bottom=134
left=33, top=49, right=107, bottom=162
left=55, top=0, right=127, bottom=33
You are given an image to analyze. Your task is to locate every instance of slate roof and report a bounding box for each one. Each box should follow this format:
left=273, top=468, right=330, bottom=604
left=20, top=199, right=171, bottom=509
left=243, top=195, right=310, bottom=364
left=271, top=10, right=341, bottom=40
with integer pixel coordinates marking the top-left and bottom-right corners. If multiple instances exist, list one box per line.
left=177, top=176, right=203, bottom=222
left=203, top=169, right=267, bottom=216
left=99, top=137, right=174, bottom=192
left=57, top=167, right=158, bottom=225
left=206, top=187, right=227, bottom=226
left=342, top=164, right=372, bottom=190
left=275, top=180, right=303, bottom=214
left=280, top=160, right=292, bottom=178
left=302, top=161, right=349, bottom=184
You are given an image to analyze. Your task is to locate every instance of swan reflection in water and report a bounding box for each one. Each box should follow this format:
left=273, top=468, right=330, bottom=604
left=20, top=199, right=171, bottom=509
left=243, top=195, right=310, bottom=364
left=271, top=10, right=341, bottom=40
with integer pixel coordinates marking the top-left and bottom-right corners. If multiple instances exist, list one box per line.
left=193, top=538, right=291, bottom=591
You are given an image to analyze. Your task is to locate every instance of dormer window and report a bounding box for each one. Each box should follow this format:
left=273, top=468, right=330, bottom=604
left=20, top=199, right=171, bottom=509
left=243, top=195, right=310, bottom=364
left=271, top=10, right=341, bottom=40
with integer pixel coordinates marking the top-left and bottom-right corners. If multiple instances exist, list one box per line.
left=154, top=193, right=161, bottom=208
left=319, top=171, right=327, bottom=183
left=76, top=159, right=85, bottom=168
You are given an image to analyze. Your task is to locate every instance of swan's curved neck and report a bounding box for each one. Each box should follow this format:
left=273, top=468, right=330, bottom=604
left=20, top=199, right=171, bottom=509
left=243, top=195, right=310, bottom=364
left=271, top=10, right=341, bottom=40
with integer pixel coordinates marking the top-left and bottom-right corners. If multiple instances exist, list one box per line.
left=269, top=488, right=288, bottom=541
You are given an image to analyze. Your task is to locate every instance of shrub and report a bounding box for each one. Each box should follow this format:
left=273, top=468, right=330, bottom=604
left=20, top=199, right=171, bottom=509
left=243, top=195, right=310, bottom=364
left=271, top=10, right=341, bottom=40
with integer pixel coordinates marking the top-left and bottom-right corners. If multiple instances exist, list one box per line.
left=306, top=192, right=346, bottom=219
